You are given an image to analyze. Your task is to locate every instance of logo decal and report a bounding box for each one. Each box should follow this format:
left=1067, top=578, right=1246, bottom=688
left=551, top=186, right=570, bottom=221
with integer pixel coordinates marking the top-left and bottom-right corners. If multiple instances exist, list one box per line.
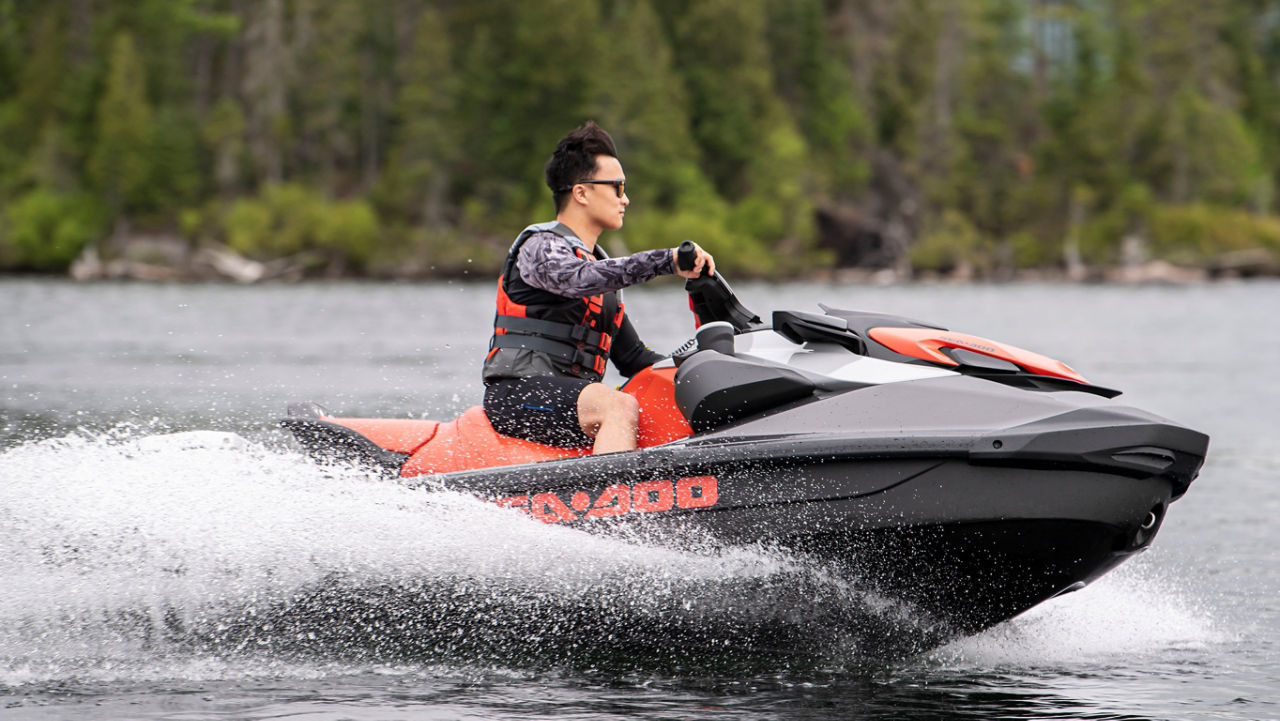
left=493, top=476, right=718, bottom=524
left=940, top=334, right=998, bottom=355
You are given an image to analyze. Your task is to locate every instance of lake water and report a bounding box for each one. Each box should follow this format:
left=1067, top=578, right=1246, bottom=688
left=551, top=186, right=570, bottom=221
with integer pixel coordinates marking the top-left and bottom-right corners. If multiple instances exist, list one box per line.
left=1, top=278, right=1277, bottom=720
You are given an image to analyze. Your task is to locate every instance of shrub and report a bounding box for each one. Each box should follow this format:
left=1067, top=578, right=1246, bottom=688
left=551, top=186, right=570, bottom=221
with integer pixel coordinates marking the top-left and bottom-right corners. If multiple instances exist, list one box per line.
left=909, top=210, right=993, bottom=275
left=0, top=190, right=106, bottom=271
left=217, top=184, right=382, bottom=272
left=1148, top=203, right=1280, bottom=262
left=394, top=226, right=506, bottom=277
left=618, top=202, right=775, bottom=276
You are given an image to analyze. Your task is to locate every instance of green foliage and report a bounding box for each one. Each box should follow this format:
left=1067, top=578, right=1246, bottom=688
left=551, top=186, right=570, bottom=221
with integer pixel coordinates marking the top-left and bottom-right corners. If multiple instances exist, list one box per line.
left=148, top=107, right=208, bottom=210
left=450, top=0, right=602, bottom=228
left=0, top=0, right=18, bottom=100
left=623, top=201, right=774, bottom=276
left=0, top=189, right=106, bottom=271
left=1008, top=231, right=1053, bottom=269
left=765, top=0, right=870, bottom=193
left=202, top=98, right=246, bottom=196
left=594, top=0, right=712, bottom=211
left=1163, top=88, right=1269, bottom=206
left=0, top=8, right=64, bottom=190
left=394, top=226, right=505, bottom=278
left=88, top=33, right=154, bottom=212
left=1148, top=204, right=1280, bottom=262
left=379, top=6, right=458, bottom=226
left=217, top=184, right=381, bottom=272
left=1075, top=183, right=1155, bottom=265
left=670, top=0, right=783, bottom=197
left=909, top=210, right=993, bottom=275
left=2, top=0, right=1280, bottom=279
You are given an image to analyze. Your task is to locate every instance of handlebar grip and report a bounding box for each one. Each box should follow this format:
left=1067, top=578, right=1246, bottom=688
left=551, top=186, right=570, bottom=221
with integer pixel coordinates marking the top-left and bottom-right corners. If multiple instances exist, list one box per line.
left=676, top=240, right=697, bottom=272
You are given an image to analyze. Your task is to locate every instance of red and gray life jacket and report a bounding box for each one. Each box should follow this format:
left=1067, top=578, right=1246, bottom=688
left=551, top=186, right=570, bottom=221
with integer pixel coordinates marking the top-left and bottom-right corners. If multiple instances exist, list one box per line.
left=483, top=222, right=624, bottom=383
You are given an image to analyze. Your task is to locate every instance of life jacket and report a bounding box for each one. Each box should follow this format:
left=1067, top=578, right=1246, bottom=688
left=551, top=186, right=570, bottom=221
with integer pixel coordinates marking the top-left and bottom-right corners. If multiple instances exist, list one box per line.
left=483, top=222, right=624, bottom=382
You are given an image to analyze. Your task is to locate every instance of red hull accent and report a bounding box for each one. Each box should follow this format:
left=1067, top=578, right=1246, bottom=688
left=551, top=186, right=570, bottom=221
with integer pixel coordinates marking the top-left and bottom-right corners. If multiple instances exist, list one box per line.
left=867, top=327, right=1090, bottom=384
left=323, top=366, right=692, bottom=477
left=321, top=418, right=439, bottom=455
left=622, top=366, right=694, bottom=447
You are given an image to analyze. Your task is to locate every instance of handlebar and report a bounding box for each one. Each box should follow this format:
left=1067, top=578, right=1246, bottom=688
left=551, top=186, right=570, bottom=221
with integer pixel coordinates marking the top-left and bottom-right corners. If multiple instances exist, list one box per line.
left=676, top=240, right=697, bottom=272
left=678, top=243, right=762, bottom=332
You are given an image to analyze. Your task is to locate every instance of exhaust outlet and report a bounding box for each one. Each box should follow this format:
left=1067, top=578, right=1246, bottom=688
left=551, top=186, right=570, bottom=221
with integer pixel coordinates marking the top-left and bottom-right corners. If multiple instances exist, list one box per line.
left=1140, top=510, right=1158, bottom=530
left=1129, top=504, right=1165, bottom=549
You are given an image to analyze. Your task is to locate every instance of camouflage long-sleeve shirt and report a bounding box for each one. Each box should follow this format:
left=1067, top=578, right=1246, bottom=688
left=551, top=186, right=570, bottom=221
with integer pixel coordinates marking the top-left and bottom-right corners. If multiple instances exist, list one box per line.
left=516, top=232, right=675, bottom=298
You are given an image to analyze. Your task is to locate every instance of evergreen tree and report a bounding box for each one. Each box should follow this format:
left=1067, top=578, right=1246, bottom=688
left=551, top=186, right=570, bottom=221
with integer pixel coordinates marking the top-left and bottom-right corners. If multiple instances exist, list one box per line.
left=451, top=0, right=601, bottom=228
left=765, top=0, right=869, bottom=196
left=291, top=0, right=367, bottom=195
left=241, top=0, right=288, bottom=185
left=1, top=8, right=66, bottom=191
left=665, top=0, right=818, bottom=266
left=593, top=0, right=711, bottom=211
left=203, top=97, right=246, bottom=198
left=0, top=0, right=18, bottom=101
left=866, top=0, right=943, bottom=162
left=1226, top=0, right=1280, bottom=209
left=88, top=32, right=154, bottom=219
left=669, top=0, right=781, bottom=198
left=385, top=5, right=458, bottom=226
left=947, top=0, right=1040, bottom=243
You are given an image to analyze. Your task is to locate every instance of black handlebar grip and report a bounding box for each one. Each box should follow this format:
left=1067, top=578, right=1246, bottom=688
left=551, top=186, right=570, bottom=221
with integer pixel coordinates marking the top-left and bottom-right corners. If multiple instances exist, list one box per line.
left=676, top=240, right=697, bottom=272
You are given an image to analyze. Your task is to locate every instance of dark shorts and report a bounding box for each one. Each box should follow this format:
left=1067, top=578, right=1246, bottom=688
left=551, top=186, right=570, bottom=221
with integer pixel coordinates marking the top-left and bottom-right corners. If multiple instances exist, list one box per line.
left=484, top=376, right=594, bottom=447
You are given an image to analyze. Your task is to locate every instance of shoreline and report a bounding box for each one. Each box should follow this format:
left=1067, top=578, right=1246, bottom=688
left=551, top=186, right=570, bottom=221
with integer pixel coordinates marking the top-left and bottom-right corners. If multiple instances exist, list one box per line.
left=3, top=237, right=1277, bottom=286
left=4, top=263, right=1276, bottom=286
left=5, top=232, right=1275, bottom=286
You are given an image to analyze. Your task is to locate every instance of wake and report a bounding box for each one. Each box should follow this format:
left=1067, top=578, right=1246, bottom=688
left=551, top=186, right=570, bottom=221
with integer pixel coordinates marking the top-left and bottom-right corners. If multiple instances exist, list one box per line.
left=0, top=428, right=943, bottom=682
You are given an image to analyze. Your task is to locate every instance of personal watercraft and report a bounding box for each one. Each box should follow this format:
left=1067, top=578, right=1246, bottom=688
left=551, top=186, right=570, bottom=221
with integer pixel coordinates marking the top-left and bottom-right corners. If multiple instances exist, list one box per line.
left=282, top=243, right=1209, bottom=643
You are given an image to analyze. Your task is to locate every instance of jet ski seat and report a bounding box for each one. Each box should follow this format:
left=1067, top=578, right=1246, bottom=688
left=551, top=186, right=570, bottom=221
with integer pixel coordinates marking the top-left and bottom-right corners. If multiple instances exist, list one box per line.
left=400, top=406, right=590, bottom=476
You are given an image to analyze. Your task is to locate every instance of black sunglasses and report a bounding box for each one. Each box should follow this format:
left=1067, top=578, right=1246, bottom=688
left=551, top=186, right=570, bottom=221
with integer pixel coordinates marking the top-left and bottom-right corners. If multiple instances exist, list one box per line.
left=557, top=179, right=626, bottom=198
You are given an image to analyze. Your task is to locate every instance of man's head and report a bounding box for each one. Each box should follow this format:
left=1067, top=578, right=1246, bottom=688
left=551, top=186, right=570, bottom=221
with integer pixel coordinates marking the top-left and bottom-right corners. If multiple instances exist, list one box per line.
left=546, top=121, right=623, bottom=214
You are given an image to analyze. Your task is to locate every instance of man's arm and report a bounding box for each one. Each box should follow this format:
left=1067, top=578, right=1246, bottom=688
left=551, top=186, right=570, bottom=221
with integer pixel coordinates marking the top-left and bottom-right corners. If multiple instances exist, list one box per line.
left=517, top=233, right=674, bottom=298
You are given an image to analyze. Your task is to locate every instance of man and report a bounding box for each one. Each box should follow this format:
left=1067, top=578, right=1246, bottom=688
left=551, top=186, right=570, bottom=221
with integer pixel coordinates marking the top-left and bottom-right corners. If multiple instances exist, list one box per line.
left=482, top=121, right=714, bottom=454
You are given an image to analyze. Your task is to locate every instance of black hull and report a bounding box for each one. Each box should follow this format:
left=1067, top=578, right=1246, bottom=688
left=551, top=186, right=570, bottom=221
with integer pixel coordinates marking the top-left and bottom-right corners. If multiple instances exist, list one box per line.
left=817, top=518, right=1140, bottom=635
left=420, top=445, right=1182, bottom=641
left=287, top=375, right=1207, bottom=651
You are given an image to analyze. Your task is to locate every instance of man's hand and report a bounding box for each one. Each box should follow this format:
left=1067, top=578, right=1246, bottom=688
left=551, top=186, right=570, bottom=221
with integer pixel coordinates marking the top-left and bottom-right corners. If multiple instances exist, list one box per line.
left=672, top=242, right=716, bottom=279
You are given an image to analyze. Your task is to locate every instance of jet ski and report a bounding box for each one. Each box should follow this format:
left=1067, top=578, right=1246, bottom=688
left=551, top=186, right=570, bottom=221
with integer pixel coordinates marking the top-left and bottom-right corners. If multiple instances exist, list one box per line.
left=282, top=242, right=1209, bottom=641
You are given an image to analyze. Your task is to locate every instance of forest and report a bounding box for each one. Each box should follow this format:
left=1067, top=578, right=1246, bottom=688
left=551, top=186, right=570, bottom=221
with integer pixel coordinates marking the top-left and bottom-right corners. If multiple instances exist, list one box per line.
left=2, top=0, right=1280, bottom=281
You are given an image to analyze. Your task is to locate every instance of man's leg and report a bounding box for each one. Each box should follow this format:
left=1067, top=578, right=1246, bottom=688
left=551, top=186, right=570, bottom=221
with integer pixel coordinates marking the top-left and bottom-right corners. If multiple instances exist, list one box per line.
left=577, top=382, right=640, bottom=454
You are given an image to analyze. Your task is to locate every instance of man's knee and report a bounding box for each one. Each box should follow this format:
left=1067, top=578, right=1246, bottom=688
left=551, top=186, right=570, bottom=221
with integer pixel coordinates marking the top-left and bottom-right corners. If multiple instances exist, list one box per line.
left=611, top=391, right=640, bottom=426
left=578, top=383, right=638, bottom=426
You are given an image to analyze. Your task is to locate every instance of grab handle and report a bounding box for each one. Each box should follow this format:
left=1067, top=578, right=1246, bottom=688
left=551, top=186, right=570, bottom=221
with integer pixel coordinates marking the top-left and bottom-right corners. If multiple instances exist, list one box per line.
left=676, top=240, right=697, bottom=272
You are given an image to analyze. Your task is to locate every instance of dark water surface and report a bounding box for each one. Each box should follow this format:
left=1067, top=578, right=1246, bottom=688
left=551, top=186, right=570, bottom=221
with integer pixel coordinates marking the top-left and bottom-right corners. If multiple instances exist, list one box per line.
left=2, top=278, right=1276, bottom=720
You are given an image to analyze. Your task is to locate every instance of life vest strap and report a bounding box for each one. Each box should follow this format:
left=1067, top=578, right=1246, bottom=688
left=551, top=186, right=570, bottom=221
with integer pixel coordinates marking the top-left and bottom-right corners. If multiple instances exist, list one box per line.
left=494, top=314, right=605, bottom=346
left=489, top=333, right=607, bottom=373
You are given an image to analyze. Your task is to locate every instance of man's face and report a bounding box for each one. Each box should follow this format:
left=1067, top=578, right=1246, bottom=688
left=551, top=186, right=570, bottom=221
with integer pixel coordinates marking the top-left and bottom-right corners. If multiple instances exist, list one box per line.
left=583, top=155, right=629, bottom=231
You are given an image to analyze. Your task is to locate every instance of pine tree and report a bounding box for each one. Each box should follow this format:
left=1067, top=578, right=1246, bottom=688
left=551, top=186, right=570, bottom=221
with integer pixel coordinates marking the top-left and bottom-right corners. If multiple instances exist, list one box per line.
left=947, top=0, right=1040, bottom=241
left=291, top=0, right=369, bottom=195
left=386, top=5, right=458, bottom=226
left=1226, top=0, right=1280, bottom=209
left=765, top=0, right=870, bottom=196
left=241, top=0, right=288, bottom=185
left=1, top=8, right=66, bottom=191
left=88, top=32, right=154, bottom=219
left=593, top=0, right=711, bottom=211
left=669, top=0, right=782, bottom=198
left=0, top=0, right=18, bottom=101
left=451, top=0, right=601, bottom=228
